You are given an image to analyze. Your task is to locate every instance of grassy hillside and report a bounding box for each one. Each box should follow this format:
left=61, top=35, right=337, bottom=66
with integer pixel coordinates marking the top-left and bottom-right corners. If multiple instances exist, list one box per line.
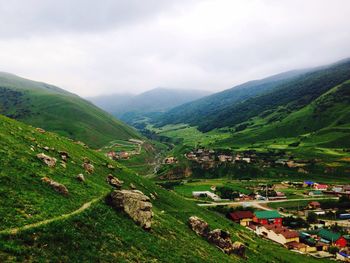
left=0, top=114, right=327, bottom=262
left=157, top=58, right=350, bottom=132
left=217, top=80, right=350, bottom=150
left=0, top=72, right=139, bottom=148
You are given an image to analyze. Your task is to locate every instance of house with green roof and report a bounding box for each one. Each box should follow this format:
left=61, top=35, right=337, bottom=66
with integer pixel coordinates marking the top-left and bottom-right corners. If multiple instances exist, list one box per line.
left=318, top=229, right=347, bottom=247
left=253, top=210, right=282, bottom=226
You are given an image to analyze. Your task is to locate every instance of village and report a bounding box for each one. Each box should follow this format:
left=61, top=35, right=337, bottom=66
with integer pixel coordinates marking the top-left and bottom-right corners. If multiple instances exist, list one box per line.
left=190, top=180, right=350, bottom=261
left=182, top=148, right=315, bottom=173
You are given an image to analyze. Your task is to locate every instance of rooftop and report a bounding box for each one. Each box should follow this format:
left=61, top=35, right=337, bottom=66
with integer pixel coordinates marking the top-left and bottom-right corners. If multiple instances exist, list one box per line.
left=318, top=229, right=341, bottom=242
left=254, top=210, right=282, bottom=219
left=229, top=211, right=254, bottom=220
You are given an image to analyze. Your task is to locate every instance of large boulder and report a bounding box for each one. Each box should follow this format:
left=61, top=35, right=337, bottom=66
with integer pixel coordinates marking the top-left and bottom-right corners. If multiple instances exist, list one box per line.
left=41, top=177, right=68, bottom=195
left=207, top=229, right=235, bottom=255
left=188, top=216, right=210, bottom=237
left=232, top=242, right=246, bottom=258
left=106, top=174, right=123, bottom=189
left=109, top=190, right=153, bottom=230
left=188, top=216, right=245, bottom=257
left=37, top=153, right=57, bottom=167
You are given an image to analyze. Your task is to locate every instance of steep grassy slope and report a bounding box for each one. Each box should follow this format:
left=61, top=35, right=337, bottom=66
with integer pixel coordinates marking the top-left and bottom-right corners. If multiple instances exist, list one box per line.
left=158, top=58, right=350, bottom=132
left=218, top=80, right=350, bottom=149
left=0, top=114, right=326, bottom=262
left=0, top=72, right=139, bottom=148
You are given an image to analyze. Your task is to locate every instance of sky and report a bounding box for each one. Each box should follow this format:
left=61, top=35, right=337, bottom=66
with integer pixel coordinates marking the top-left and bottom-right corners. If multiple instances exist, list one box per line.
left=0, top=0, right=349, bottom=97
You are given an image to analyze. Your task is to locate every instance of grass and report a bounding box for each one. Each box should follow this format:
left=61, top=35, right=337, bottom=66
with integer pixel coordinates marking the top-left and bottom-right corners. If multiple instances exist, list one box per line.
left=0, top=73, right=140, bottom=148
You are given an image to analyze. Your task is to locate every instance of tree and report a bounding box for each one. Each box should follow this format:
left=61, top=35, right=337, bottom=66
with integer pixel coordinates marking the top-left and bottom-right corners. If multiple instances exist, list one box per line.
left=307, top=212, right=318, bottom=224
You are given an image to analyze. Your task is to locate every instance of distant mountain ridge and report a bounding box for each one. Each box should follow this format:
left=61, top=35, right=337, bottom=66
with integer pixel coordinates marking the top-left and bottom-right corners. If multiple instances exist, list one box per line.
left=0, top=72, right=140, bottom=148
left=88, top=87, right=212, bottom=117
left=156, top=58, right=350, bottom=132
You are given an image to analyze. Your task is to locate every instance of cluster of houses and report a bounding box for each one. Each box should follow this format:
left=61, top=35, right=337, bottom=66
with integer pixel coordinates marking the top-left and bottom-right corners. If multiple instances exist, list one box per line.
left=185, top=149, right=252, bottom=165
left=229, top=209, right=350, bottom=259
left=184, top=148, right=318, bottom=174
left=106, top=151, right=130, bottom=160
left=304, top=181, right=350, bottom=197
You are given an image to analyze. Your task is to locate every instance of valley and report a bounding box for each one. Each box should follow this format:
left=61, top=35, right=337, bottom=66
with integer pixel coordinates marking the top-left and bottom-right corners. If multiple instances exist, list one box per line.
left=0, top=58, right=349, bottom=262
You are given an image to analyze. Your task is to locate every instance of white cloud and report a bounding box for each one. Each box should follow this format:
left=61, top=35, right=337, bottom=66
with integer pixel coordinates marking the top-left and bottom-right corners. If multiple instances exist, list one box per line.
left=0, top=0, right=349, bottom=96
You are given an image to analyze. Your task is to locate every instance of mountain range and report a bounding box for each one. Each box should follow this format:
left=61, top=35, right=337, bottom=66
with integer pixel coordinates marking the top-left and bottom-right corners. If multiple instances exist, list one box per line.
left=88, top=87, right=211, bottom=118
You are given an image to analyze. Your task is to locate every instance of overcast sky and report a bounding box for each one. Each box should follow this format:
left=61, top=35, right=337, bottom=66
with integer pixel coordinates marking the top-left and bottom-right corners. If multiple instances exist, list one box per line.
left=0, top=0, right=349, bottom=97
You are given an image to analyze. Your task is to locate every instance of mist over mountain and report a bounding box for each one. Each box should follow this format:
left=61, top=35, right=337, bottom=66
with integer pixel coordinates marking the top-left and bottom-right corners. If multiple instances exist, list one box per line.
left=88, top=87, right=211, bottom=117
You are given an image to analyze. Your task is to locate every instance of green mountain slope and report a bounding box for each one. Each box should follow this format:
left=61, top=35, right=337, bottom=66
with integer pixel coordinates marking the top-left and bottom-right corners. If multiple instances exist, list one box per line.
left=0, top=72, right=139, bottom=148
left=218, top=80, right=350, bottom=149
left=0, top=114, right=324, bottom=262
left=157, top=58, right=350, bottom=132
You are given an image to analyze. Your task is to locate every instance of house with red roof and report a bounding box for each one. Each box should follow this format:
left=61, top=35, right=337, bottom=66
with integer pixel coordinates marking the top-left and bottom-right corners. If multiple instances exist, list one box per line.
left=314, top=184, right=328, bottom=190
left=308, top=201, right=321, bottom=209
left=255, top=225, right=299, bottom=245
left=229, top=211, right=254, bottom=226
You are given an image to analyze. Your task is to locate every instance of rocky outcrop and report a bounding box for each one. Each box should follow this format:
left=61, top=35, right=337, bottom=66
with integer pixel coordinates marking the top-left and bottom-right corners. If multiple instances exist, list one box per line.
left=41, top=177, right=68, bottom=195
left=207, top=229, right=235, bottom=254
left=37, top=153, right=57, bottom=167
left=109, top=190, right=153, bottom=230
left=188, top=216, right=245, bottom=257
left=188, top=216, right=209, bottom=237
left=106, top=174, right=123, bottom=189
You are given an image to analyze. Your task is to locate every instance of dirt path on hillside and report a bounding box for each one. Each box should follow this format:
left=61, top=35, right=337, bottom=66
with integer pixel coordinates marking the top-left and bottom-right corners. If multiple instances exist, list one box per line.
left=0, top=196, right=103, bottom=235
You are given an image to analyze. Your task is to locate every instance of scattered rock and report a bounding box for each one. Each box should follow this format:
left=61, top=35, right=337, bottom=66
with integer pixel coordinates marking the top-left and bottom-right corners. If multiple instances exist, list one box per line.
left=77, top=174, right=85, bottom=182
left=60, top=161, right=67, bottom=168
left=59, top=151, right=69, bottom=162
left=188, top=216, right=245, bottom=257
left=188, top=216, right=210, bottom=237
left=82, top=162, right=94, bottom=174
left=232, top=242, right=246, bottom=258
left=107, top=164, right=115, bottom=170
left=150, top=193, right=156, bottom=200
left=106, top=174, right=123, bottom=189
left=37, top=153, right=57, bottom=168
left=130, top=183, right=137, bottom=190
left=108, top=190, right=153, bottom=230
left=43, top=146, right=50, bottom=151
left=41, top=177, right=68, bottom=195
left=36, top=128, right=46, bottom=134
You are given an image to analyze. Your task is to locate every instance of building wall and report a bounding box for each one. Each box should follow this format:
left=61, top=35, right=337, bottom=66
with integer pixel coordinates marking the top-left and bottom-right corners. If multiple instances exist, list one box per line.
left=240, top=218, right=252, bottom=226
left=256, top=226, right=299, bottom=245
left=335, top=237, right=347, bottom=247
